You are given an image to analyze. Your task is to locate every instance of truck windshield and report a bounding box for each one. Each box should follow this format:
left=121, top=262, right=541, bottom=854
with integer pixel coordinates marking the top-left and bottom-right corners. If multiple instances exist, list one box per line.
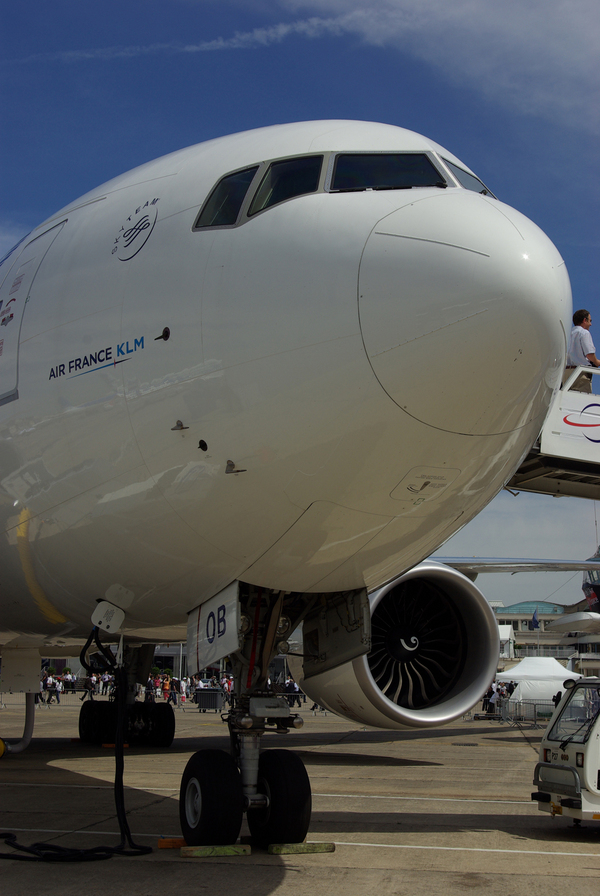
left=547, top=683, right=600, bottom=747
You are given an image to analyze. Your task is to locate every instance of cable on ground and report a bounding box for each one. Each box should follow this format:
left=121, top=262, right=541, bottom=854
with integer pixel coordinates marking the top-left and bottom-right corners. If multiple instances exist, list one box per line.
left=0, top=627, right=153, bottom=862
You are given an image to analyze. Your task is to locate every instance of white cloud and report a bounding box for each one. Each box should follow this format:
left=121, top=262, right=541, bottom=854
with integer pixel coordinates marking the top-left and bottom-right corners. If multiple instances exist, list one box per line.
left=9, top=18, right=345, bottom=64
left=282, top=0, right=600, bottom=132
left=182, top=17, right=345, bottom=50
left=5, top=1, right=597, bottom=133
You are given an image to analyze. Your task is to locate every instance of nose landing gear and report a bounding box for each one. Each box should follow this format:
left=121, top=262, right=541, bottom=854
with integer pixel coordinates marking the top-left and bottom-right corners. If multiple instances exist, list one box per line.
left=179, top=697, right=311, bottom=848
left=180, top=582, right=318, bottom=848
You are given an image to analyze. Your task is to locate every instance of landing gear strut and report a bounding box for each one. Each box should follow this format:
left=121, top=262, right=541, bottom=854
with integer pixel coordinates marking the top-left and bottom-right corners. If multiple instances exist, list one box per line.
left=179, top=584, right=315, bottom=848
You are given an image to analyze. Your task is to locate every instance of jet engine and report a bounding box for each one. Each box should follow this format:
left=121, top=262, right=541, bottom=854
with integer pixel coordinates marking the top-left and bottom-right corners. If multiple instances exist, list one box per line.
left=297, top=561, right=499, bottom=729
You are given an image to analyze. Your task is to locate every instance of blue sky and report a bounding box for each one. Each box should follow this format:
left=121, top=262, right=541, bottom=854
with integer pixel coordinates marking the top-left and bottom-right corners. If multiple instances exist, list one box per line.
left=1, top=0, right=599, bottom=606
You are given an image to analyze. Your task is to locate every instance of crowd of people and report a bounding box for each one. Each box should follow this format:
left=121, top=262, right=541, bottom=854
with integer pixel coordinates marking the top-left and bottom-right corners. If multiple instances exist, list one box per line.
left=35, top=668, right=314, bottom=709
left=481, top=680, right=517, bottom=714
left=138, top=672, right=312, bottom=708
left=36, top=670, right=116, bottom=703
left=142, top=673, right=237, bottom=706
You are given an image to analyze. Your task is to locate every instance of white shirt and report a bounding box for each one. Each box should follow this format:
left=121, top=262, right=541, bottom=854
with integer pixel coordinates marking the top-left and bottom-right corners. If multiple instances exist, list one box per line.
left=568, top=325, right=596, bottom=367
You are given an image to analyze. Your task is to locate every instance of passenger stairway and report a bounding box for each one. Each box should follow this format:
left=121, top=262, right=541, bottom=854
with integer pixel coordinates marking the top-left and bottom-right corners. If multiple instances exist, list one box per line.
left=508, top=367, right=600, bottom=500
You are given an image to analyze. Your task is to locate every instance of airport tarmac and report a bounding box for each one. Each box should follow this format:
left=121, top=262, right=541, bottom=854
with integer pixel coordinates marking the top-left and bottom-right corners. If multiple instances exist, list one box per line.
left=1, top=695, right=599, bottom=895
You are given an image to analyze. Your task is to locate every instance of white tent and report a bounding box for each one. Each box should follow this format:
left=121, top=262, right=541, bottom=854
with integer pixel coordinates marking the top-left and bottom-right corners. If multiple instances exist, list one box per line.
left=498, top=625, right=515, bottom=659
left=500, top=656, right=581, bottom=701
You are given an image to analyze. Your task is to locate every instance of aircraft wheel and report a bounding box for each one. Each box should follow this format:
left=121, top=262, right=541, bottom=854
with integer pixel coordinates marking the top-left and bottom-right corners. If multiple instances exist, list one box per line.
left=179, top=749, right=243, bottom=845
left=139, top=702, right=175, bottom=747
left=78, top=701, right=115, bottom=744
left=247, top=749, right=311, bottom=848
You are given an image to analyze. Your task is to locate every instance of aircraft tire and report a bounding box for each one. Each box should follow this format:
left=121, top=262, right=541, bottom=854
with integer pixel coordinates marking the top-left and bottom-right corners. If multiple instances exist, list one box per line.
left=179, top=749, right=243, bottom=845
left=247, top=749, right=311, bottom=848
left=137, top=702, right=175, bottom=748
left=78, top=701, right=115, bottom=744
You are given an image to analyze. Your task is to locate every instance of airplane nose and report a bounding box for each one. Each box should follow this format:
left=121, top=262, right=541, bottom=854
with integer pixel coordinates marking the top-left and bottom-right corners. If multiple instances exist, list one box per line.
left=358, top=192, right=571, bottom=435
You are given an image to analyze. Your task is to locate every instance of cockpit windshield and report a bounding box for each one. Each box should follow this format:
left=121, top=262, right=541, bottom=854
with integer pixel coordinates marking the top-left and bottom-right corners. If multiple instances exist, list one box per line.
left=0, top=233, right=30, bottom=268
left=194, top=166, right=259, bottom=228
left=248, top=156, right=323, bottom=216
left=442, top=159, right=496, bottom=197
left=547, top=683, right=600, bottom=747
left=330, top=153, right=447, bottom=192
left=193, top=149, right=497, bottom=232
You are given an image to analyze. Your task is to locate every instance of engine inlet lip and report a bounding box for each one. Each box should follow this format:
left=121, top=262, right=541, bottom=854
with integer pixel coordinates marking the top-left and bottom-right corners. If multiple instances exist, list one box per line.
left=353, top=561, right=499, bottom=728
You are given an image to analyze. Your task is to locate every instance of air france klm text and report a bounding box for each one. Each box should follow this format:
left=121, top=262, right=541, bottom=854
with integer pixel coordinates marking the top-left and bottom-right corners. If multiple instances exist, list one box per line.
left=48, top=336, right=145, bottom=380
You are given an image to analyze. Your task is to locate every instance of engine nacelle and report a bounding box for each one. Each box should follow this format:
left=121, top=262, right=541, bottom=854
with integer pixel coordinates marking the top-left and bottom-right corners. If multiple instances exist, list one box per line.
left=297, top=561, right=499, bottom=729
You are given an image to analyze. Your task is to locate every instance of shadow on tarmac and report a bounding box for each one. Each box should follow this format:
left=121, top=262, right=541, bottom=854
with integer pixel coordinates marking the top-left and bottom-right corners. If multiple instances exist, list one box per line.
left=0, top=735, right=292, bottom=896
left=308, top=808, right=600, bottom=843
left=297, top=751, right=441, bottom=768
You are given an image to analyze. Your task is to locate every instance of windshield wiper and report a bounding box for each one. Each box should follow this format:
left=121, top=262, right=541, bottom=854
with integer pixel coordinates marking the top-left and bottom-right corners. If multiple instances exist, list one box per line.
left=335, top=182, right=447, bottom=193
left=373, top=182, right=447, bottom=191
left=560, top=706, right=600, bottom=750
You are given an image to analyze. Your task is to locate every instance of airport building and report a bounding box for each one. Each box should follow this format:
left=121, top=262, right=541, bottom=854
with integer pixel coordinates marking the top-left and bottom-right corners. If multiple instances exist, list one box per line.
left=494, top=599, right=600, bottom=676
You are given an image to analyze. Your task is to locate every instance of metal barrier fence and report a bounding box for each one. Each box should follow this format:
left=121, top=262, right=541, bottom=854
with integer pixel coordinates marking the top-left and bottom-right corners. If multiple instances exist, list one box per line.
left=500, top=698, right=556, bottom=728
left=473, top=697, right=557, bottom=728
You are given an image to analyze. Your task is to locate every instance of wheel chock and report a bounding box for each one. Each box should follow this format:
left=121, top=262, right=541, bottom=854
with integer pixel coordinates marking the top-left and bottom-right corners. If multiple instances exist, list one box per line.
left=268, top=842, right=335, bottom=855
left=180, top=844, right=252, bottom=858
left=158, top=837, right=188, bottom=849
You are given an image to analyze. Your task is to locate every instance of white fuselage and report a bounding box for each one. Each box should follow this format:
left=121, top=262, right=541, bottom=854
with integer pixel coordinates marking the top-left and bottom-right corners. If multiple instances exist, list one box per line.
left=0, top=121, right=570, bottom=642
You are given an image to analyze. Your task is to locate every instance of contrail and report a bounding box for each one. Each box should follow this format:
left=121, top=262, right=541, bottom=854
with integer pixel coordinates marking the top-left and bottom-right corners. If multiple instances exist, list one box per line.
left=5, top=18, right=347, bottom=64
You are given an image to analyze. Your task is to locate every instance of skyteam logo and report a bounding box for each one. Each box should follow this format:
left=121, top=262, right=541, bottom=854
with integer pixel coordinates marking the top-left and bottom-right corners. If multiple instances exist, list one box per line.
left=112, top=198, right=159, bottom=261
left=563, top=403, right=600, bottom=443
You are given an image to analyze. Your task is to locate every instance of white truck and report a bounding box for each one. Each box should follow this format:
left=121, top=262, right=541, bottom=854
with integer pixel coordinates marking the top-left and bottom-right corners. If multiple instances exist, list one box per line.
left=532, top=677, right=600, bottom=823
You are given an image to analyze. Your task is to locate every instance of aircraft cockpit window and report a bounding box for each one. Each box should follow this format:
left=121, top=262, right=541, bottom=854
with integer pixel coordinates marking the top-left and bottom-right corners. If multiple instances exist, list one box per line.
left=442, top=159, right=496, bottom=198
left=247, top=156, right=323, bottom=216
left=194, top=166, right=259, bottom=228
left=330, top=153, right=447, bottom=192
left=0, top=233, right=30, bottom=268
